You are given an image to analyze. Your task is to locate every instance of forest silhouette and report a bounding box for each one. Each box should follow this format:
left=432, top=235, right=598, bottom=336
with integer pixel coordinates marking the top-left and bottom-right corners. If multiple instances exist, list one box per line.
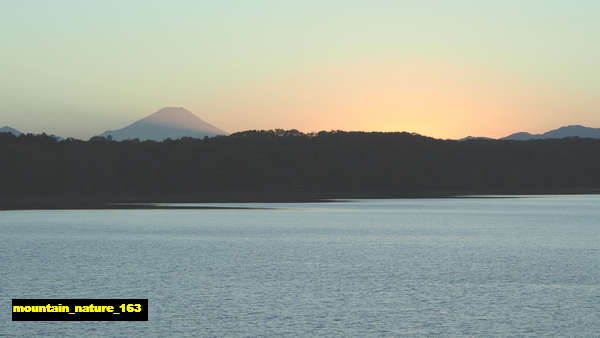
left=1, top=129, right=599, bottom=208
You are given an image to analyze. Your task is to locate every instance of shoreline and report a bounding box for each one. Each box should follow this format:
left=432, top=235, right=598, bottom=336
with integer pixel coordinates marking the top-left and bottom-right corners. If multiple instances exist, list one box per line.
left=2, top=190, right=600, bottom=210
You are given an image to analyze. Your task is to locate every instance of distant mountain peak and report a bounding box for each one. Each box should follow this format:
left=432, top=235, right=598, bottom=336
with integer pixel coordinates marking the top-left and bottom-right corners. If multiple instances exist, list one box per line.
left=554, top=125, right=587, bottom=131
left=150, top=106, right=195, bottom=119
left=502, top=125, right=600, bottom=140
left=458, top=136, right=494, bottom=141
left=141, top=107, right=216, bottom=129
left=155, top=106, right=189, bottom=113
left=99, top=107, right=227, bottom=141
left=0, top=126, right=22, bottom=136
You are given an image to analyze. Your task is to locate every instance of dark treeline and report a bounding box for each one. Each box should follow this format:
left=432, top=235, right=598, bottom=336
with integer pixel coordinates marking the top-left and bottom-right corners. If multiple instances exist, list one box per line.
left=1, top=129, right=600, bottom=205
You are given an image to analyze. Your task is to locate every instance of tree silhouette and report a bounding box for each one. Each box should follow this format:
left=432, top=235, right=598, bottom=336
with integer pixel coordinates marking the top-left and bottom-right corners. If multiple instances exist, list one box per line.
left=1, top=130, right=599, bottom=203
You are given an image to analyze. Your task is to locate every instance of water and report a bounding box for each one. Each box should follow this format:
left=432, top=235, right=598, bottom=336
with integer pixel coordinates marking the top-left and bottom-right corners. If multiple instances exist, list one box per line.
left=1, top=196, right=599, bottom=336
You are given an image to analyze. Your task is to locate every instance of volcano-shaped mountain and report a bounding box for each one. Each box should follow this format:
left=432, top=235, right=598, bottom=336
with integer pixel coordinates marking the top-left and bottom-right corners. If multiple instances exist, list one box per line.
left=99, top=107, right=227, bottom=141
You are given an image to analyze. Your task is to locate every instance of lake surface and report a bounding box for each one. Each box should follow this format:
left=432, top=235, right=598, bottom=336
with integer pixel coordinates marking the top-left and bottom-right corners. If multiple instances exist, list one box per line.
left=1, top=196, right=599, bottom=336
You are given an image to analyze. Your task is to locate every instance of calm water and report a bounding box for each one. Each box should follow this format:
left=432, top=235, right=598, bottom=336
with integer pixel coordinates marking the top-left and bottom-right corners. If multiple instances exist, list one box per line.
left=1, top=196, right=599, bottom=337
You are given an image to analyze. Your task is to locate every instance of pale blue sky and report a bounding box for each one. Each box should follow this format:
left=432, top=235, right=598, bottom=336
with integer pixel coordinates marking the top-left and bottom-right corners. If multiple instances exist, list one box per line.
left=1, top=1, right=598, bottom=139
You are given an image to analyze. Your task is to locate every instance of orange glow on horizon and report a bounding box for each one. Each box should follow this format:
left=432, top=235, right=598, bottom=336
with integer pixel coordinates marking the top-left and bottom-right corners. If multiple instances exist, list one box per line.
left=192, top=58, right=594, bottom=139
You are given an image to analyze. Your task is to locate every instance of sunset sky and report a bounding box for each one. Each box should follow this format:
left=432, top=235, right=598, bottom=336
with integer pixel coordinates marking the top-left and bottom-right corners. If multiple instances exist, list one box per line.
left=1, top=1, right=598, bottom=139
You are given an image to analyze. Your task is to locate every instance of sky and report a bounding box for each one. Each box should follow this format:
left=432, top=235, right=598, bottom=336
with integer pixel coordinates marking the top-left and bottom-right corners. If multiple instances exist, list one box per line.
left=1, top=0, right=598, bottom=139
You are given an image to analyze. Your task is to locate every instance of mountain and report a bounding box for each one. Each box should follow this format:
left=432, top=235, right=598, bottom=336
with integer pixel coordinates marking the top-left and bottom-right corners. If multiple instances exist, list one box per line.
left=501, top=132, right=535, bottom=141
left=0, top=126, right=62, bottom=140
left=99, top=107, right=227, bottom=141
left=502, top=125, right=600, bottom=140
left=458, top=136, right=495, bottom=141
left=0, top=126, right=22, bottom=136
